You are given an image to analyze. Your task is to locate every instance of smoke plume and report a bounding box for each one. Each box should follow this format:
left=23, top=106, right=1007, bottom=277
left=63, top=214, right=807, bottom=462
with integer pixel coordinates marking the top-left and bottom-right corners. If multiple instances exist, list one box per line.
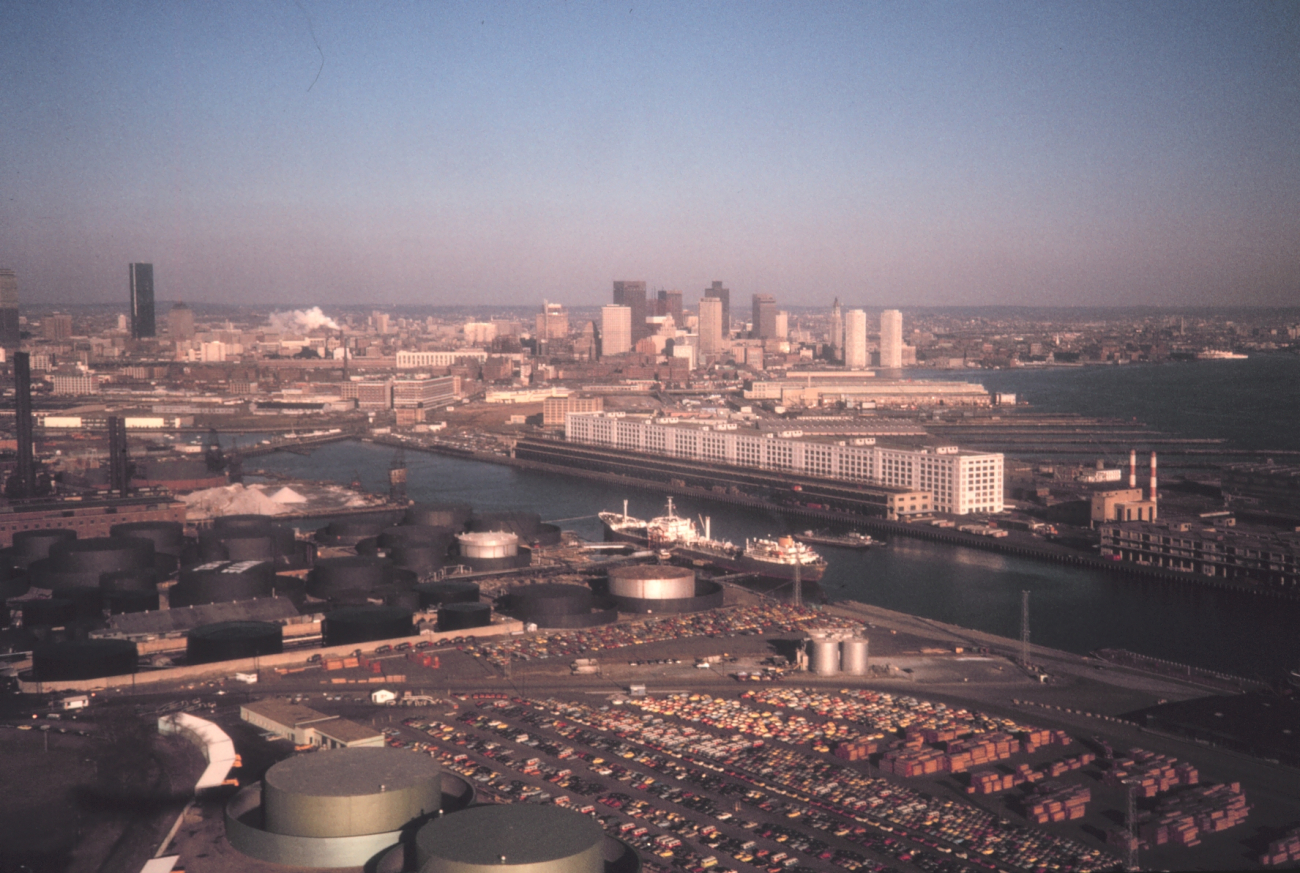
left=268, top=306, right=340, bottom=333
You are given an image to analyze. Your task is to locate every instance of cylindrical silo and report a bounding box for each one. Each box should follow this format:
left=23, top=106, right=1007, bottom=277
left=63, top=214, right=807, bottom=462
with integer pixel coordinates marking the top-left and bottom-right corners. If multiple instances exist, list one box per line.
left=437, top=602, right=491, bottom=631
left=20, top=597, right=79, bottom=628
left=415, top=805, right=604, bottom=873
left=187, top=621, right=284, bottom=664
left=32, top=639, right=137, bottom=681
left=322, top=605, right=414, bottom=646
left=809, top=637, right=840, bottom=676
left=840, top=637, right=869, bottom=675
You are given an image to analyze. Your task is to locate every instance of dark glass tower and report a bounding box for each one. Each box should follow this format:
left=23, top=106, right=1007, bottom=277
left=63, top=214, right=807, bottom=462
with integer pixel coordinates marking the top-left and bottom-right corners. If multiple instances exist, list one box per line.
left=130, top=263, right=156, bottom=339
left=612, top=280, right=648, bottom=342
left=0, top=268, right=19, bottom=352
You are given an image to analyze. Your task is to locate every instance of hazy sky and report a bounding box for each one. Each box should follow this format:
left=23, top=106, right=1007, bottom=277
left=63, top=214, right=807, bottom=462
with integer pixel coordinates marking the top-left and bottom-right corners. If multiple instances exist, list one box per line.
left=3, top=1, right=1297, bottom=309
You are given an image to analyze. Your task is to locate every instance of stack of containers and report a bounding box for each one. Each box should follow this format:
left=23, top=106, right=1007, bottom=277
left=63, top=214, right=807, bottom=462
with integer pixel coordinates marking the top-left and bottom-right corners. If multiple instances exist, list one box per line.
left=1103, top=748, right=1199, bottom=796
left=1261, top=825, right=1300, bottom=866
left=1021, top=781, right=1090, bottom=823
left=1142, top=782, right=1250, bottom=846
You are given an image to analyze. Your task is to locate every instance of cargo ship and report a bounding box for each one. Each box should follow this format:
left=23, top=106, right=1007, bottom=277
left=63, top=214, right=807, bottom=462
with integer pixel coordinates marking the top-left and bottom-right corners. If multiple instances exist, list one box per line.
left=600, top=497, right=827, bottom=582
left=793, top=529, right=880, bottom=550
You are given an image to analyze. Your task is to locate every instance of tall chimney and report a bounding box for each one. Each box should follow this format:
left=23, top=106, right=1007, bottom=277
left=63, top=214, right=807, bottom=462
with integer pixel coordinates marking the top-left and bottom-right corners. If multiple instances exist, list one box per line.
left=13, top=351, right=35, bottom=498
left=1148, top=452, right=1157, bottom=503
left=1128, top=449, right=1137, bottom=489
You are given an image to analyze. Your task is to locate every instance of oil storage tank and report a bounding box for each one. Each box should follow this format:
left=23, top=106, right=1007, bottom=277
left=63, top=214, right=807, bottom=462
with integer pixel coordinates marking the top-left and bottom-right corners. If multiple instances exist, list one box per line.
left=0, top=564, right=28, bottom=599
left=605, top=565, right=724, bottom=614
left=468, top=511, right=540, bottom=539
left=415, top=804, right=605, bottom=873
left=809, top=634, right=840, bottom=676
left=32, top=639, right=137, bottom=681
left=455, top=531, right=529, bottom=571
left=405, top=502, right=472, bottom=530
left=387, top=543, right=447, bottom=577
left=323, top=605, right=414, bottom=646
left=500, top=583, right=616, bottom=629
left=840, top=637, right=869, bottom=675
left=414, top=580, right=479, bottom=610
left=315, top=514, right=399, bottom=547
left=100, top=568, right=160, bottom=614
left=308, top=556, right=394, bottom=601
left=188, top=621, right=284, bottom=664
left=50, top=537, right=155, bottom=576
left=110, top=521, right=186, bottom=557
left=171, top=560, right=274, bottom=607
left=7, top=528, right=77, bottom=568
left=437, top=602, right=491, bottom=631
left=225, top=747, right=447, bottom=868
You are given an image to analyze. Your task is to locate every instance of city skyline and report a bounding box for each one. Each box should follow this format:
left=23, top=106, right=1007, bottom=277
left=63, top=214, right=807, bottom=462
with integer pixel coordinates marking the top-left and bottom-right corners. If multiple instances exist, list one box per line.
left=2, top=2, right=1297, bottom=308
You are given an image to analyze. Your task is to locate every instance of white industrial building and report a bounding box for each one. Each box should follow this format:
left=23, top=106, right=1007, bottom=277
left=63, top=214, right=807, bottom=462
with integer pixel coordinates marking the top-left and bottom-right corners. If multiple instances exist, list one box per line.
left=566, top=412, right=1003, bottom=515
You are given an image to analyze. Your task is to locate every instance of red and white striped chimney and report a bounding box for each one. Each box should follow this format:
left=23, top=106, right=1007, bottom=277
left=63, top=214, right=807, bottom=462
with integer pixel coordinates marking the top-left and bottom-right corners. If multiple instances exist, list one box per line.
left=1129, top=449, right=1137, bottom=489
left=1149, top=452, right=1158, bottom=503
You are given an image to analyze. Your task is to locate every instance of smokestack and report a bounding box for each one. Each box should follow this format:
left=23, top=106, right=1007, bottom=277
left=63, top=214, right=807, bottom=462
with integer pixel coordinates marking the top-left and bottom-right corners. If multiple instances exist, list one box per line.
left=1129, top=449, right=1137, bottom=489
left=1149, top=451, right=1157, bottom=503
left=13, top=351, right=35, bottom=498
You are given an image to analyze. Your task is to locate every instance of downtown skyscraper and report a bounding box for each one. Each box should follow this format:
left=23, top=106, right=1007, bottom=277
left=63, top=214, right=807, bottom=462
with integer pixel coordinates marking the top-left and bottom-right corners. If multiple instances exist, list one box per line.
left=612, top=280, right=648, bottom=343
left=0, top=268, right=19, bottom=353
left=129, top=263, right=156, bottom=339
left=879, top=309, right=903, bottom=369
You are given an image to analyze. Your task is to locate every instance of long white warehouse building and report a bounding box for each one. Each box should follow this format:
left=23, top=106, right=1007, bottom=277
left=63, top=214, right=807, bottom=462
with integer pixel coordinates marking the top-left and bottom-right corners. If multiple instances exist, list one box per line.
left=565, top=412, right=1003, bottom=515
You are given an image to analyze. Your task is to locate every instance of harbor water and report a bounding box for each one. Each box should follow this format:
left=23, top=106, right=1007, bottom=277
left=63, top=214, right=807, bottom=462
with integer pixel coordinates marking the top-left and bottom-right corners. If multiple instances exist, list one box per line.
left=249, top=354, right=1300, bottom=681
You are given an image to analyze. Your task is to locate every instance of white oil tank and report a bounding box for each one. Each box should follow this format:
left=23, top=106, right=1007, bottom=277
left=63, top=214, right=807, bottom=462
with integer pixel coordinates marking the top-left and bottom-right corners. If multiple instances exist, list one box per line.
left=810, top=638, right=840, bottom=676
left=456, top=531, right=519, bottom=560
left=840, top=637, right=869, bottom=675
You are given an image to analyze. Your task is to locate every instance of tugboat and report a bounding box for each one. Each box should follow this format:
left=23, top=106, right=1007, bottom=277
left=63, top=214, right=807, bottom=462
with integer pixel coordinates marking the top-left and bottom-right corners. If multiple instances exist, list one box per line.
left=793, top=529, right=880, bottom=550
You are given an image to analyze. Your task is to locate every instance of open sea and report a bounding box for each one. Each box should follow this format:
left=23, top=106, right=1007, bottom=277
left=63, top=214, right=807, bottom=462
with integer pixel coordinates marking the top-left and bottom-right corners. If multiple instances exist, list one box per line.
left=250, top=354, right=1300, bottom=681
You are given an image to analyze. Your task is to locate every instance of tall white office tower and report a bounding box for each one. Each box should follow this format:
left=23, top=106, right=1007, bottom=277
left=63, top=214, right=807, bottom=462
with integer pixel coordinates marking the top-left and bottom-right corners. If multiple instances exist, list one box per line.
left=600, top=305, right=632, bottom=357
left=845, top=309, right=868, bottom=369
left=829, top=298, right=843, bottom=363
left=698, top=297, right=724, bottom=361
left=880, top=309, right=903, bottom=369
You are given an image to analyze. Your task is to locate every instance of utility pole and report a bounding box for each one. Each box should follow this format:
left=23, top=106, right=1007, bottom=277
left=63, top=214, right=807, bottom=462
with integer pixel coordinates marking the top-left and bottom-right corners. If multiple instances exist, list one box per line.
left=1124, top=780, right=1140, bottom=872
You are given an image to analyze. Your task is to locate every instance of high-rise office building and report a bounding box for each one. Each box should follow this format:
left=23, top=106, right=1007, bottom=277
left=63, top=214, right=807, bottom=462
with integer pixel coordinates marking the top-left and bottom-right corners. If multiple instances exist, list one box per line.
left=168, top=302, right=195, bottom=340
left=0, top=268, right=20, bottom=352
left=612, top=281, right=648, bottom=342
left=657, top=289, right=683, bottom=325
left=880, top=309, right=903, bottom=369
left=751, top=294, right=777, bottom=340
left=129, top=263, right=156, bottom=339
left=704, top=281, right=730, bottom=332
left=845, top=309, right=868, bottom=369
left=698, top=297, right=724, bottom=361
left=600, top=305, right=632, bottom=357
left=535, top=301, right=569, bottom=341
left=44, top=313, right=73, bottom=341
left=774, top=311, right=789, bottom=341
left=830, top=298, right=844, bottom=363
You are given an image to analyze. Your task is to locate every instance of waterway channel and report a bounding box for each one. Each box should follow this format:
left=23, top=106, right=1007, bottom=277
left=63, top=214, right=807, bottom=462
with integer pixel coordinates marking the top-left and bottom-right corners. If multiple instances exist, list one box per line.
left=250, top=437, right=1300, bottom=682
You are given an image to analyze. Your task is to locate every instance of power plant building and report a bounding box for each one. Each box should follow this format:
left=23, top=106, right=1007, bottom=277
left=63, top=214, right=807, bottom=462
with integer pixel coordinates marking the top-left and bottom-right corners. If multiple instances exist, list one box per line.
left=566, top=412, right=1003, bottom=514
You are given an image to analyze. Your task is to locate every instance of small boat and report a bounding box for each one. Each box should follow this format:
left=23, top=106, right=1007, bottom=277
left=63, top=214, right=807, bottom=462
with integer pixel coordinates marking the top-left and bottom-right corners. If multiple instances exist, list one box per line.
left=793, top=529, right=880, bottom=549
